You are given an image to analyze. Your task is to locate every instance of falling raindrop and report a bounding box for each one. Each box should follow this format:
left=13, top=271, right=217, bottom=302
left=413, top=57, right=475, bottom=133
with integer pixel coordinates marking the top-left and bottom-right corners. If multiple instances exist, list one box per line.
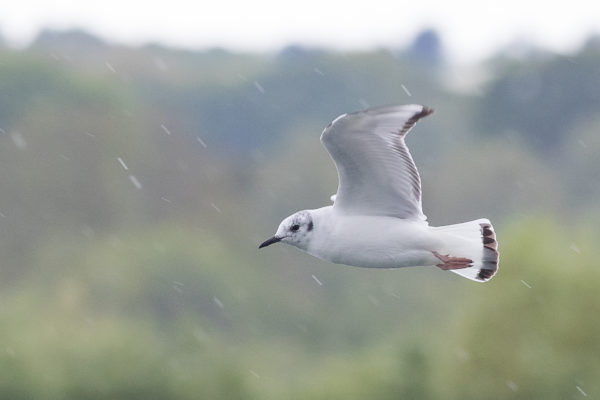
left=129, top=175, right=142, bottom=189
left=368, top=295, right=379, bottom=306
left=11, top=131, right=27, bottom=150
left=172, top=282, right=184, bottom=294
left=254, top=81, right=265, bottom=94
left=401, top=84, right=412, bottom=96
left=311, top=274, right=323, bottom=286
left=211, top=203, right=222, bottom=213
left=213, top=296, right=224, bottom=309
left=576, top=386, right=587, bottom=397
left=454, top=347, right=470, bottom=361
left=249, top=369, right=260, bottom=379
left=117, top=157, right=129, bottom=170
left=520, top=279, right=532, bottom=288
left=314, top=67, right=325, bottom=76
left=105, top=61, right=116, bottom=73
left=196, top=136, right=207, bottom=148
left=161, top=124, right=172, bottom=135
left=570, top=243, right=581, bottom=254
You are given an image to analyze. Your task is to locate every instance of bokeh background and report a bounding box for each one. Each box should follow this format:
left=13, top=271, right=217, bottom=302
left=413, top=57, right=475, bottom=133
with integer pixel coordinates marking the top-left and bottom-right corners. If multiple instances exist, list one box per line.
left=1, top=4, right=600, bottom=399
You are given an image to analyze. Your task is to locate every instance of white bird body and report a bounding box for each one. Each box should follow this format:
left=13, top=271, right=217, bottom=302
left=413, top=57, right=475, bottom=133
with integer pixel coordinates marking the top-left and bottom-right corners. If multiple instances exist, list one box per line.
left=260, top=104, right=499, bottom=282
left=304, top=206, right=439, bottom=268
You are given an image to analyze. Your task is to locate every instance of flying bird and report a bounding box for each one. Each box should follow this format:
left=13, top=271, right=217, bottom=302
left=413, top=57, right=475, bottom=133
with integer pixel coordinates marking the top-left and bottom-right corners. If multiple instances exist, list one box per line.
left=259, top=104, right=498, bottom=282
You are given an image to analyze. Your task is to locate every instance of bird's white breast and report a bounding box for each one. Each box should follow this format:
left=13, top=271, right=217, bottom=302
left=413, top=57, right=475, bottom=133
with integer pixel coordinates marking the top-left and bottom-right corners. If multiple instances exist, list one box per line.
left=306, top=209, right=441, bottom=269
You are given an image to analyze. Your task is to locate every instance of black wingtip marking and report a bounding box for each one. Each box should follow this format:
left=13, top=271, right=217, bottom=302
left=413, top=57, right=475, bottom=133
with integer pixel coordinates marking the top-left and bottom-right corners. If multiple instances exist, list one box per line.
left=477, top=222, right=499, bottom=281
left=483, top=236, right=495, bottom=245
left=418, top=106, right=435, bottom=118
left=477, top=268, right=495, bottom=281
left=399, top=106, right=434, bottom=136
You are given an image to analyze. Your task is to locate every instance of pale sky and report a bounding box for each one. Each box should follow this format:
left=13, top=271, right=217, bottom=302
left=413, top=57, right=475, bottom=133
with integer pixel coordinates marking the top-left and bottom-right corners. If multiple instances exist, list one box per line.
left=1, top=0, right=599, bottom=63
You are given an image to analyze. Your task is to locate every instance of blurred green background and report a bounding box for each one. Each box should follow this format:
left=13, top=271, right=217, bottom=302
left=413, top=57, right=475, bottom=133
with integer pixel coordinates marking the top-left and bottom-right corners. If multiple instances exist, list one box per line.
left=0, top=28, right=599, bottom=399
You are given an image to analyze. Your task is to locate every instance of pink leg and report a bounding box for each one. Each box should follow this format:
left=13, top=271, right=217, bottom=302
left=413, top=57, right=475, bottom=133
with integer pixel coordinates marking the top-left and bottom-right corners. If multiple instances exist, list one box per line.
left=432, top=251, right=473, bottom=270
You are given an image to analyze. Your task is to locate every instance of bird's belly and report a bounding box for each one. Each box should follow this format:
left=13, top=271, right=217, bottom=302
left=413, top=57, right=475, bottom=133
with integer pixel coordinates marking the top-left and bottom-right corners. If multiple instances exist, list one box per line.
left=309, top=218, right=439, bottom=269
left=324, top=245, right=434, bottom=269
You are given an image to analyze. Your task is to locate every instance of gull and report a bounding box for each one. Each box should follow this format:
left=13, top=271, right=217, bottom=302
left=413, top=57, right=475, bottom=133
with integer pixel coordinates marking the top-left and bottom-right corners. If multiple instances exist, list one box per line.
left=259, top=104, right=498, bottom=282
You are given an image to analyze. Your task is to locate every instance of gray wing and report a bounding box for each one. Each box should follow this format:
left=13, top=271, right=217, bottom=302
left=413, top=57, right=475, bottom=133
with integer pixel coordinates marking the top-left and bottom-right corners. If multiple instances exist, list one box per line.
left=320, top=104, right=433, bottom=220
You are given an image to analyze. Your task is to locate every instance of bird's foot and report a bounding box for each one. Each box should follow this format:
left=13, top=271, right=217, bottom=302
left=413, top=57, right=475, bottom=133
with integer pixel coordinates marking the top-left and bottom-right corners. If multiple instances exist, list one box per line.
left=432, top=251, right=473, bottom=270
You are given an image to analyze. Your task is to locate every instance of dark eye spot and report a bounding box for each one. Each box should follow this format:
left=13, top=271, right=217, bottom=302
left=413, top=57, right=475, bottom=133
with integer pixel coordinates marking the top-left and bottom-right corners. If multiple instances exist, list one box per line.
left=291, top=224, right=300, bottom=232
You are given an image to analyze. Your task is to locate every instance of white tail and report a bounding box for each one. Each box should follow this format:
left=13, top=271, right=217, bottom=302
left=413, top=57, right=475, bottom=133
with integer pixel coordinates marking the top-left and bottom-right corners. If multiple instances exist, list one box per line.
left=432, top=218, right=499, bottom=282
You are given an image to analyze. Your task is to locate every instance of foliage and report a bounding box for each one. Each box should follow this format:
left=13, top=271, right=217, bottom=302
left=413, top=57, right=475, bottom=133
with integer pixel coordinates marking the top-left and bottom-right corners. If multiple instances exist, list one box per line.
left=0, top=220, right=598, bottom=399
left=0, top=29, right=599, bottom=398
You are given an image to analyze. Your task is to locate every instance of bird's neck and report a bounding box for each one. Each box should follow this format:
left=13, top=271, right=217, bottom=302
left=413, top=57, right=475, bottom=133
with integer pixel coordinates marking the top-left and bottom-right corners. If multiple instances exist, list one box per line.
left=297, top=206, right=334, bottom=252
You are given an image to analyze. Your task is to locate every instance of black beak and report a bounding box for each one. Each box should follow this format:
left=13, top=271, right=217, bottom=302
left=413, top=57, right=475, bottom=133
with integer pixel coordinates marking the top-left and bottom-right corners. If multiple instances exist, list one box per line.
left=259, top=236, right=281, bottom=249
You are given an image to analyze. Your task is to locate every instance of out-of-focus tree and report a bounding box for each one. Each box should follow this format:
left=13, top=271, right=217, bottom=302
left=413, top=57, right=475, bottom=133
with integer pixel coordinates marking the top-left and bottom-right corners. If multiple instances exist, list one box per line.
left=433, top=219, right=600, bottom=400
left=407, top=28, right=444, bottom=67
left=0, top=27, right=598, bottom=400
left=478, top=47, right=600, bottom=154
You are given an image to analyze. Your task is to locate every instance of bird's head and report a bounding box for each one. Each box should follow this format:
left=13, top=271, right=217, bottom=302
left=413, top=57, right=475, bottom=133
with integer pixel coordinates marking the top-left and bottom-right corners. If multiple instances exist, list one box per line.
left=259, top=211, right=314, bottom=250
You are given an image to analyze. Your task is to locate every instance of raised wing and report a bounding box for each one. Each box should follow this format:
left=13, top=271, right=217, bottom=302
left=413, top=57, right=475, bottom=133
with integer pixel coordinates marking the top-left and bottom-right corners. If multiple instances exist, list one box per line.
left=320, top=104, right=433, bottom=219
